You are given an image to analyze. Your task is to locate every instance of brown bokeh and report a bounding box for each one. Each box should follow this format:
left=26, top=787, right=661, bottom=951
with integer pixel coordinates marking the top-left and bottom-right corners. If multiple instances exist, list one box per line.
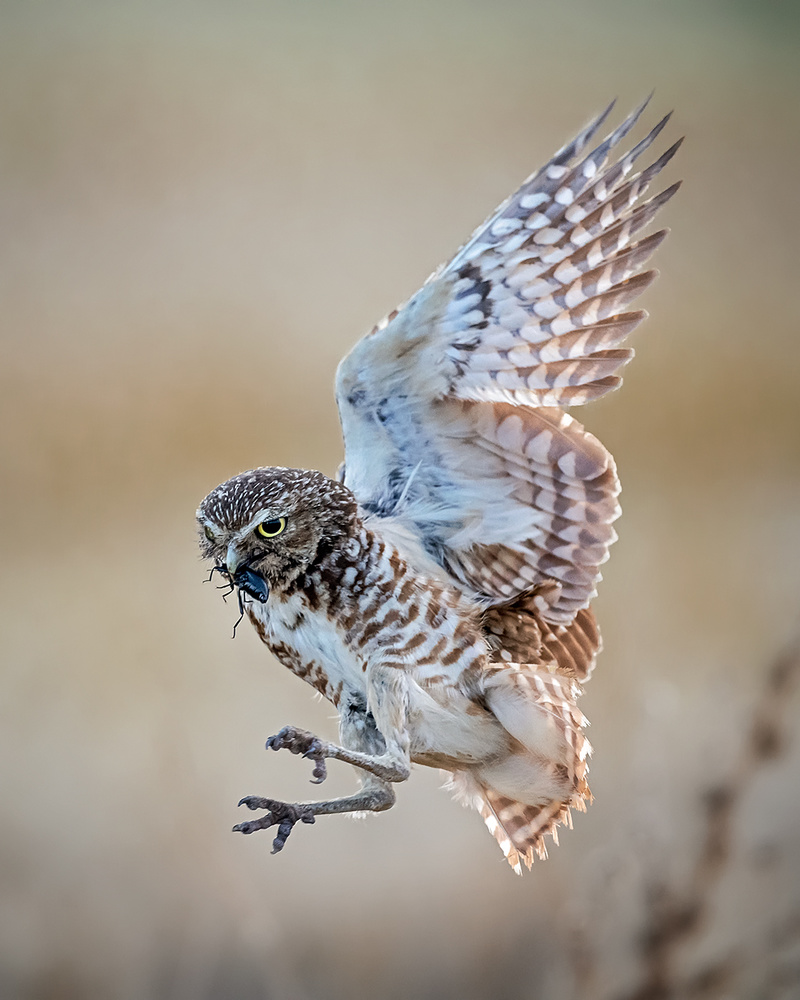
left=2, top=2, right=799, bottom=998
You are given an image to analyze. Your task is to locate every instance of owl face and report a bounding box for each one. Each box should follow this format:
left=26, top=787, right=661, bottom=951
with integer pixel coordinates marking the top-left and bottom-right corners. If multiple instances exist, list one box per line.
left=197, top=467, right=359, bottom=595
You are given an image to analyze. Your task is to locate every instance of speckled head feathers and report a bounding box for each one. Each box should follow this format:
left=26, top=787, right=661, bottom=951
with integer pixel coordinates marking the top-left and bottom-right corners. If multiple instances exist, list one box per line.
left=197, top=466, right=357, bottom=533
left=196, top=466, right=360, bottom=589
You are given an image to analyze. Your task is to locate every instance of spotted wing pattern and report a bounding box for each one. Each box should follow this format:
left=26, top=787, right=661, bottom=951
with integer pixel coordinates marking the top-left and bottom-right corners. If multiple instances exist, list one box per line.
left=336, top=98, right=680, bottom=625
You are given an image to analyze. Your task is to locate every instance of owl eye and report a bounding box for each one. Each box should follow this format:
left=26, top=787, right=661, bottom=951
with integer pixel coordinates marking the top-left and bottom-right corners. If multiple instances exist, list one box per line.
left=204, top=525, right=215, bottom=542
left=257, top=517, right=287, bottom=539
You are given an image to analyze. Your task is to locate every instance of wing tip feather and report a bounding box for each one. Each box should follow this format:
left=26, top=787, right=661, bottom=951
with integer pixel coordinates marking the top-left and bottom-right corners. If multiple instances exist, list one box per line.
left=553, top=98, right=618, bottom=165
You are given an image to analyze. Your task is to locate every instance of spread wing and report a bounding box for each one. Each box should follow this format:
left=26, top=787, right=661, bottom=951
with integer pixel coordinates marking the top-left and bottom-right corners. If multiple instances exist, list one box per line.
left=335, top=98, right=681, bottom=624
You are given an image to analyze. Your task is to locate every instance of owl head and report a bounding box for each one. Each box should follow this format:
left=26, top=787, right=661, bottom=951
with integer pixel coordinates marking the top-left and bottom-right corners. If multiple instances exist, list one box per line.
left=197, top=467, right=359, bottom=597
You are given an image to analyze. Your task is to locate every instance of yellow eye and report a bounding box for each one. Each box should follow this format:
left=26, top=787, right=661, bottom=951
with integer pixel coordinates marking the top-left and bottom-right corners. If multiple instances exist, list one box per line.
left=257, top=517, right=286, bottom=539
left=204, top=525, right=215, bottom=542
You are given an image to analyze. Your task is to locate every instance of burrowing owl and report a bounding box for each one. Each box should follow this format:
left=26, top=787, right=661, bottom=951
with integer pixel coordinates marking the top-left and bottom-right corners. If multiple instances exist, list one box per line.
left=197, top=98, right=680, bottom=872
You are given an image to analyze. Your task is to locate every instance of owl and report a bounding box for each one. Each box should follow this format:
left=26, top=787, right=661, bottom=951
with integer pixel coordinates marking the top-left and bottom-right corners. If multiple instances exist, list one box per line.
left=197, top=97, right=680, bottom=872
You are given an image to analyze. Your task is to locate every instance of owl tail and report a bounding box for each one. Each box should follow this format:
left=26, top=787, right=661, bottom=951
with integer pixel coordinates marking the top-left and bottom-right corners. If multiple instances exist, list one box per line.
left=446, top=768, right=590, bottom=874
left=478, top=789, right=583, bottom=874
left=448, top=664, right=592, bottom=872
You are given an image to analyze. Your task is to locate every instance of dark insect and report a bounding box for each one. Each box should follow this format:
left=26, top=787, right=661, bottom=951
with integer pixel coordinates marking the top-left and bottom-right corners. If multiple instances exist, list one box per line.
left=233, top=567, right=270, bottom=604
left=206, top=563, right=269, bottom=636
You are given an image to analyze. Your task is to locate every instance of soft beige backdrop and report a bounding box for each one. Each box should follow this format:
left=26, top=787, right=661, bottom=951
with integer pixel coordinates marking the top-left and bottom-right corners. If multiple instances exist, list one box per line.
left=2, top=2, right=799, bottom=998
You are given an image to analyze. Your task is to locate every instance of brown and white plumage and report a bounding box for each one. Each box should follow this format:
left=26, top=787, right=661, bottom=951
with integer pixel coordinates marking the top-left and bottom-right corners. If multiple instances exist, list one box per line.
left=197, top=99, right=680, bottom=871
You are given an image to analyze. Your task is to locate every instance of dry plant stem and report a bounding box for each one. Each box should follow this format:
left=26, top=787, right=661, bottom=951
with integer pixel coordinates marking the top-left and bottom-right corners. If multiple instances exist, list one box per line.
left=618, top=630, right=800, bottom=1000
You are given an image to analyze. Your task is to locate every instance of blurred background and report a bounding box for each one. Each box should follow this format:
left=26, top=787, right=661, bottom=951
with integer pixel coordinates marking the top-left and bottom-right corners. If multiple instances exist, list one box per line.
left=1, top=1, right=799, bottom=997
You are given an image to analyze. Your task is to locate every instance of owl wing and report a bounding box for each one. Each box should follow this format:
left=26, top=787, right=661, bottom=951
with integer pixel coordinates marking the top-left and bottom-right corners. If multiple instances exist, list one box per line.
left=336, top=98, right=680, bottom=624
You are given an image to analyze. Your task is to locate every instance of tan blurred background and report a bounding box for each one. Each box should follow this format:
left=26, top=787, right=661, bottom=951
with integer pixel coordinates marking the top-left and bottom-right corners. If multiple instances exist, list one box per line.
left=2, top=1, right=799, bottom=998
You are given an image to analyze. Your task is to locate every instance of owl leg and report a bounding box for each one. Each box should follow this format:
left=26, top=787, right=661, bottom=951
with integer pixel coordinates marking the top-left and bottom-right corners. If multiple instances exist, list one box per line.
left=234, top=700, right=398, bottom=853
left=264, top=665, right=411, bottom=784
left=234, top=779, right=395, bottom=853
left=264, top=725, right=410, bottom=783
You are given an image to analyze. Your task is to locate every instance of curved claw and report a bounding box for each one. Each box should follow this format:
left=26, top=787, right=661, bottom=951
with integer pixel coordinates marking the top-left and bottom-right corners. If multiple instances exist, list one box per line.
left=233, top=818, right=268, bottom=835
left=305, top=751, right=327, bottom=784
left=238, top=795, right=269, bottom=811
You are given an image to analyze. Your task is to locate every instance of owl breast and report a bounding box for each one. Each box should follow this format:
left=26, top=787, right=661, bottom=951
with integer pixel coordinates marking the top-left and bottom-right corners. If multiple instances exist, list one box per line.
left=246, top=591, right=368, bottom=708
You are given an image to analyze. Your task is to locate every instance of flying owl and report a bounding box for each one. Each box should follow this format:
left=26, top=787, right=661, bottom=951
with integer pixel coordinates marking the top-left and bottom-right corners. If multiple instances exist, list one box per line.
left=197, top=97, right=680, bottom=873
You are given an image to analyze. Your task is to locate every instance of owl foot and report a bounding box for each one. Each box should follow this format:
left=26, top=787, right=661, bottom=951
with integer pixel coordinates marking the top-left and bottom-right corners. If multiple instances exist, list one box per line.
left=266, top=726, right=328, bottom=783
left=233, top=797, right=316, bottom=854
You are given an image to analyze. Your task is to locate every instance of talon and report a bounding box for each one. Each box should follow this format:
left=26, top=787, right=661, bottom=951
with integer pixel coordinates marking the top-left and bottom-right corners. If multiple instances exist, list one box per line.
left=307, top=753, right=327, bottom=784
left=238, top=795, right=269, bottom=810
left=233, top=817, right=271, bottom=835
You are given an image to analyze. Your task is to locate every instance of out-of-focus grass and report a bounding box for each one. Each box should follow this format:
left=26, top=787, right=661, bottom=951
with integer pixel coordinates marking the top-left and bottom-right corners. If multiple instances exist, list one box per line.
left=1, top=3, right=799, bottom=998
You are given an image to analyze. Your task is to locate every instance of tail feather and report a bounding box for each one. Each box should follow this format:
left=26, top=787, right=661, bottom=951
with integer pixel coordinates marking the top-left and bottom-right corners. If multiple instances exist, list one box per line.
left=448, top=770, right=592, bottom=874
left=448, top=662, right=592, bottom=872
left=482, top=792, right=568, bottom=872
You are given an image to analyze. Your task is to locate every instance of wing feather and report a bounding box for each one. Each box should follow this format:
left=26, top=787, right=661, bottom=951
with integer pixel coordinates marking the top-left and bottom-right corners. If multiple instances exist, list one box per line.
left=336, top=101, right=679, bottom=621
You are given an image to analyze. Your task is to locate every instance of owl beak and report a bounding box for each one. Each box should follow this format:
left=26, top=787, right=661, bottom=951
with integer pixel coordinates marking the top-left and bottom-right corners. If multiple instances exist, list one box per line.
left=226, top=543, right=241, bottom=575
